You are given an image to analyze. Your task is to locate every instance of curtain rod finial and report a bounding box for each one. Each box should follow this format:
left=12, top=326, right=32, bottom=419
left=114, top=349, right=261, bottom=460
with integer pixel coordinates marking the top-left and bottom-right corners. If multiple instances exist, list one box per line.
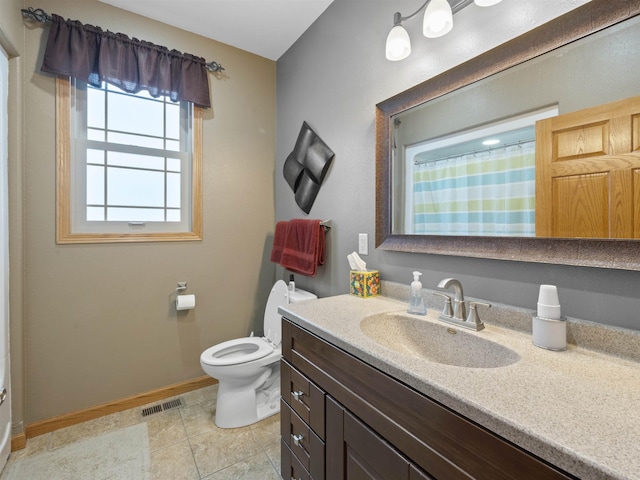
left=206, top=61, right=225, bottom=73
left=21, top=7, right=52, bottom=23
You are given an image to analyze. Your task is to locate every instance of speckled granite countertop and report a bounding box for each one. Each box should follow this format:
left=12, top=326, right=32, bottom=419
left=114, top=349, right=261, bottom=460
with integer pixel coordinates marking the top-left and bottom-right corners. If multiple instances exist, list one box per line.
left=279, top=290, right=640, bottom=480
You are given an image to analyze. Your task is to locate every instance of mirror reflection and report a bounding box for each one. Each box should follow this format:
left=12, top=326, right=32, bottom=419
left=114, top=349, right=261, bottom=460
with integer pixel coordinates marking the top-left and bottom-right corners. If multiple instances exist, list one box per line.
left=391, top=15, right=640, bottom=238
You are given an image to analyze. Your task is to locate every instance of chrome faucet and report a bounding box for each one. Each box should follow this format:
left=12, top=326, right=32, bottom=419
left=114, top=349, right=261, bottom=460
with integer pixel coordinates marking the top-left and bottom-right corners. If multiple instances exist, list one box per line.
left=435, top=277, right=490, bottom=331
left=437, top=278, right=466, bottom=321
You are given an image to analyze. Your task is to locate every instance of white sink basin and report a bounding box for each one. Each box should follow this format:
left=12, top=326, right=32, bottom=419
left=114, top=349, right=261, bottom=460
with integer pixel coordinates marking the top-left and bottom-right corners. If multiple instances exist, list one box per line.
left=360, top=313, right=520, bottom=368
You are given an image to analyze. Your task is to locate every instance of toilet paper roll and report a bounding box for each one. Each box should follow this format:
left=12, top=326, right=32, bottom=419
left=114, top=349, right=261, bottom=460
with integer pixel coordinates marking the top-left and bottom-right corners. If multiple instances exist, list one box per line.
left=176, top=294, right=196, bottom=311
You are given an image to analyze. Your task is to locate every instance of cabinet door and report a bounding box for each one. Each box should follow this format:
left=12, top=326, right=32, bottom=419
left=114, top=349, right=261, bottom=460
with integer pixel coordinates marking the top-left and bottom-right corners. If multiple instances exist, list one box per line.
left=327, top=396, right=411, bottom=480
left=410, top=465, right=435, bottom=480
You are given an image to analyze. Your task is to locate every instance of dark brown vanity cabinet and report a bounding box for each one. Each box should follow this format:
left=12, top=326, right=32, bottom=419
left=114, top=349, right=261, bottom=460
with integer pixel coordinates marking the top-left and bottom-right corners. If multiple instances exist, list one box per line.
left=281, top=318, right=577, bottom=480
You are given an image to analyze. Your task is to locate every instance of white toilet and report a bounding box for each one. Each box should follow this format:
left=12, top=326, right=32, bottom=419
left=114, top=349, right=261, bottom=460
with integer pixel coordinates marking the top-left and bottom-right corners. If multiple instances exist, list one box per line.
left=200, top=280, right=316, bottom=428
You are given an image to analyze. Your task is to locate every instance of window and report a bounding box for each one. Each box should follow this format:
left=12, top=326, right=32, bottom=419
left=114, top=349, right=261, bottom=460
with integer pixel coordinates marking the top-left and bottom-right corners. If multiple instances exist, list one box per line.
left=56, top=77, right=202, bottom=243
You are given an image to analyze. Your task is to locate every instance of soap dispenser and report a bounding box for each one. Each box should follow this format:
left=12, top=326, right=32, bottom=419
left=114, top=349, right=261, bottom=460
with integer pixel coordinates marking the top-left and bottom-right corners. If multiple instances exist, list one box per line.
left=407, top=271, right=427, bottom=315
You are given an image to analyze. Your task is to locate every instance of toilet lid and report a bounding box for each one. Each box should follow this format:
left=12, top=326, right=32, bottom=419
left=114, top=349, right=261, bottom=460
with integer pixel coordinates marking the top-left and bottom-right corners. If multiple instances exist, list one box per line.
left=200, top=337, right=274, bottom=366
left=263, top=280, right=289, bottom=340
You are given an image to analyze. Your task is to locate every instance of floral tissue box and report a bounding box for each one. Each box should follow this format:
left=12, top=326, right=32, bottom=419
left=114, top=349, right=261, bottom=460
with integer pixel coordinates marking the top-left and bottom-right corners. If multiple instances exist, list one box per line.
left=350, top=270, right=380, bottom=298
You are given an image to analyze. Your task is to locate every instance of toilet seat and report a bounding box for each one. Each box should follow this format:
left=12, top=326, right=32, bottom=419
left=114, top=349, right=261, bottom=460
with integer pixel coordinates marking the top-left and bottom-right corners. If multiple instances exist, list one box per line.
left=200, top=337, right=274, bottom=367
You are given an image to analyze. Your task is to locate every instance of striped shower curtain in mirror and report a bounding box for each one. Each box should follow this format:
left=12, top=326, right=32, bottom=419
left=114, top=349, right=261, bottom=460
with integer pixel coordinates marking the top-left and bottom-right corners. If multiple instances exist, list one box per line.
left=412, top=141, right=536, bottom=236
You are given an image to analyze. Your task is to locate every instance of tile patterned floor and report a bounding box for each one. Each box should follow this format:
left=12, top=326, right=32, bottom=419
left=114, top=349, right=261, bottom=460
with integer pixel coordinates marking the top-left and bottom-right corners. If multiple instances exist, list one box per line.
left=1, top=384, right=282, bottom=479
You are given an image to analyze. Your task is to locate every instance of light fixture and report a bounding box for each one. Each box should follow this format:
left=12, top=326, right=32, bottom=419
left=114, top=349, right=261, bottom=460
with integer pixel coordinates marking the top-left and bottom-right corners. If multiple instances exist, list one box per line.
left=423, top=0, right=453, bottom=38
left=386, top=13, right=412, bottom=61
left=385, top=0, right=503, bottom=61
left=474, top=0, right=503, bottom=6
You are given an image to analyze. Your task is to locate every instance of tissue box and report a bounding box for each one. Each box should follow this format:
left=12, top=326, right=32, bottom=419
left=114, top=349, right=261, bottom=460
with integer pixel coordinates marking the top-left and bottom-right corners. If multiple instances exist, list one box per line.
left=350, top=270, right=380, bottom=298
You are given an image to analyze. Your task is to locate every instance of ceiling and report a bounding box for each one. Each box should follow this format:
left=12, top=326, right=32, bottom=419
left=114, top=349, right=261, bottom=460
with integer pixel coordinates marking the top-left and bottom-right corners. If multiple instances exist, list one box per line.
left=98, top=0, right=335, bottom=61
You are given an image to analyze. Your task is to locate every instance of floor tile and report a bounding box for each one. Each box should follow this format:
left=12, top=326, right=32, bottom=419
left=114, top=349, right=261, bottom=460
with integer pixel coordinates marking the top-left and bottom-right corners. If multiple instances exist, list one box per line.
left=146, top=409, right=187, bottom=452
left=201, top=452, right=281, bottom=480
left=263, top=441, right=281, bottom=474
left=150, top=440, right=200, bottom=480
left=2, top=384, right=283, bottom=480
left=189, top=426, right=263, bottom=478
left=180, top=400, right=217, bottom=438
left=49, top=412, right=121, bottom=450
left=182, top=385, right=218, bottom=407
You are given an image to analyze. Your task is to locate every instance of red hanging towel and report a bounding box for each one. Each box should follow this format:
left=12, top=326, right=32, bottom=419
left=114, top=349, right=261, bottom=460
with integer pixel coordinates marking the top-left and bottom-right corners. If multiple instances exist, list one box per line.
left=270, top=221, right=289, bottom=264
left=278, top=219, right=325, bottom=277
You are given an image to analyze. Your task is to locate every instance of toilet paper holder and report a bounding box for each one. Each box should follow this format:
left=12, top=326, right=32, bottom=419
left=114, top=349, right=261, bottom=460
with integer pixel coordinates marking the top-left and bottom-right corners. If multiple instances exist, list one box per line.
left=176, top=282, right=187, bottom=292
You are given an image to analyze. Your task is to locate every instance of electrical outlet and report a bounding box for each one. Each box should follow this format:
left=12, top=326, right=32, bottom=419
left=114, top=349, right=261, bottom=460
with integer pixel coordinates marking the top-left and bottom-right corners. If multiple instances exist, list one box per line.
left=358, top=233, right=368, bottom=255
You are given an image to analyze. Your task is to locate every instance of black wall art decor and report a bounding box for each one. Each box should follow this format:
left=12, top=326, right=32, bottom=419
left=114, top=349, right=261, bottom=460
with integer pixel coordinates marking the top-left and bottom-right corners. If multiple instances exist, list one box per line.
left=283, top=121, right=335, bottom=214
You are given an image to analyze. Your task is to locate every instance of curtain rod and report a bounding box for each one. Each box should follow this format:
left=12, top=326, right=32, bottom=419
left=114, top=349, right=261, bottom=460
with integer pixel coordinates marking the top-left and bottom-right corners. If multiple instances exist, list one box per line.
left=21, top=7, right=225, bottom=73
left=414, top=139, right=536, bottom=166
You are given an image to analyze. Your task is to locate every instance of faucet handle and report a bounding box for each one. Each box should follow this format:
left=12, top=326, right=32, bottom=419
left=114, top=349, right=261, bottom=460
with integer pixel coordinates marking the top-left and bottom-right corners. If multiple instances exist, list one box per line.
left=433, top=292, right=453, bottom=318
left=466, top=301, right=491, bottom=330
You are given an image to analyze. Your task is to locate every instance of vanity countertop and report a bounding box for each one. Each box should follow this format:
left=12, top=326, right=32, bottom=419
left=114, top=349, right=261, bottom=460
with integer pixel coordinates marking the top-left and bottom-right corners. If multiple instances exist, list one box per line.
left=279, top=294, right=640, bottom=480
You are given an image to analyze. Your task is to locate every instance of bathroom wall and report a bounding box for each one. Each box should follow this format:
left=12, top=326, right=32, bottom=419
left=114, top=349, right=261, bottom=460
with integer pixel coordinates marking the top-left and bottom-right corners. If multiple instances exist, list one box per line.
left=13, top=0, right=276, bottom=425
left=276, top=0, right=640, bottom=332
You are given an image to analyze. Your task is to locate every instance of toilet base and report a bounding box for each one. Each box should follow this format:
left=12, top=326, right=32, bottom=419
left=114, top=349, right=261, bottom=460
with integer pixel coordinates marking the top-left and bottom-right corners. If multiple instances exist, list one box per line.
left=214, top=366, right=280, bottom=428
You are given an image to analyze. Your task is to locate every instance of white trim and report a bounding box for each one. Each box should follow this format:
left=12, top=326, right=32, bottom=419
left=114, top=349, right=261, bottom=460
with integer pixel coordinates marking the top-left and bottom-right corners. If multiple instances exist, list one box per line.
left=0, top=42, right=12, bottom=468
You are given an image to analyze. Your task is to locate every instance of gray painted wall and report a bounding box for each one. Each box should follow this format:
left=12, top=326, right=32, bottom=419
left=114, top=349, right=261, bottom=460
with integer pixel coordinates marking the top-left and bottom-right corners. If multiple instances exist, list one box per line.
left=276, top=0, right=640, bottom=331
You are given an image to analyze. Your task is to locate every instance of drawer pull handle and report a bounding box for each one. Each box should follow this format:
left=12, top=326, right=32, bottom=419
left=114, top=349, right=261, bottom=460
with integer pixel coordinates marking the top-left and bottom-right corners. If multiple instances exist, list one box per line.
left=291, top=433, right=304, bottom=447
left=292, top=390, right=304, bottom=402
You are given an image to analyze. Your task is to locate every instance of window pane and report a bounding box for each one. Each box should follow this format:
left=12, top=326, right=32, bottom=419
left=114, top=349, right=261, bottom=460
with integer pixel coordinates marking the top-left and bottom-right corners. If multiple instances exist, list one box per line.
left=107, top=207, right=165, bottom=222
left=108, top=93, right=164, bottom=137
left=166, top=140, right=180, bottom=152
left=166, top=103, right=180, bottom=139
left=87, top=149, right=105, bottom=165
left=87, top=88, right=105, bottom=129
left=87, top=165, right=105, bottom=204
left=167, top=172, right=181, bottom=208
left=88, top=128, right=105, bottom=142
left=107, top=131, right=164, bottom=149
left=107, top=151, right=165, bottom=171
left=87, top=207, right=105, bottom=221
left=166, top=209, right=180, bottom=222
left=107, top=167, right=165, bottom=207
left=167, top=158, right=181, bottom=172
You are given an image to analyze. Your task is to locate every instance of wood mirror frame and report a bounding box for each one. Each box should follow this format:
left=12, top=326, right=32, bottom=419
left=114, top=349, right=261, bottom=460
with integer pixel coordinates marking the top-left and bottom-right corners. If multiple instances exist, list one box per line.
left=375, top=0, right=640, bottom=271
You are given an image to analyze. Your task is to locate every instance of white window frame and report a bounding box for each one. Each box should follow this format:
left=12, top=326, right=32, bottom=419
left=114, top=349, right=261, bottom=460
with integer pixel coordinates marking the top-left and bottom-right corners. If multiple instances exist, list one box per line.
left=56, top=77, right=202, bottom=244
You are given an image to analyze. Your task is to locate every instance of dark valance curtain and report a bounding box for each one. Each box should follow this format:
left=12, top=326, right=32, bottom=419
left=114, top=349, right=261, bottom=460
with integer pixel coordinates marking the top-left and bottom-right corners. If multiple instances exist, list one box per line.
left=41, top=14, right=211, bottom=108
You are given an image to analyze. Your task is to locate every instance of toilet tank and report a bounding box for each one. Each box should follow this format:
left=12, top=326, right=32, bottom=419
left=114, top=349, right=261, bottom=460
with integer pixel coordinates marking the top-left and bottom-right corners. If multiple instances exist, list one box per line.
left=288, top=288, right=317, bottom=304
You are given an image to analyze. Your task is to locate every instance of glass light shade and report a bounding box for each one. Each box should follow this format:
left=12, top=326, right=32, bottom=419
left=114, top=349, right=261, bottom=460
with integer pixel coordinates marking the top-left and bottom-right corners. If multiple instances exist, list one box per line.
left=385, top=25, right=411, bottom=61
left=423, top=0, right=453, bottom=38
left=474, top=0, right=502, bottom=6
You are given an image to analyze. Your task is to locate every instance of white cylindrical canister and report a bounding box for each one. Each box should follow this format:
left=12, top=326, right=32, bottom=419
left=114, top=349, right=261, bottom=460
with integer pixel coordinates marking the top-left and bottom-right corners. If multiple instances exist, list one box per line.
left=532, top=315, right=567, bottom=351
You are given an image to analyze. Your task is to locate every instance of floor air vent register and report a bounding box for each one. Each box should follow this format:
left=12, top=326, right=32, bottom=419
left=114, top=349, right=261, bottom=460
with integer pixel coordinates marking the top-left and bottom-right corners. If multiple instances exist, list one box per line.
left=141, top=398, right=183, bottom=417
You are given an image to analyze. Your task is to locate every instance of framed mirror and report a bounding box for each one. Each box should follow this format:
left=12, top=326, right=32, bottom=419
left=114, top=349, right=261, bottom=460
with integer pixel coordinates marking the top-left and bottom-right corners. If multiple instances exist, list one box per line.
left=376, top=0, right=640, bottom=270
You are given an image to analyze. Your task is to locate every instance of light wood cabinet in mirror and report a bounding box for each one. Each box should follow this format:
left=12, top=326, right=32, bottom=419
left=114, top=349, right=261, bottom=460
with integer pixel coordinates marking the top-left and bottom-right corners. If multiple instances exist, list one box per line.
left=375, top=0, right=640, bottom=270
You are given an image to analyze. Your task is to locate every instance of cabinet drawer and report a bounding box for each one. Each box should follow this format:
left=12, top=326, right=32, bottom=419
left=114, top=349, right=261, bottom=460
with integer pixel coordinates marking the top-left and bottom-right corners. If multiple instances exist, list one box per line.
left=281, top=359, right=326, bottom=440
left=281, top=439, right=310, bottom=480
left=281, top=399, right=325, bottom=479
